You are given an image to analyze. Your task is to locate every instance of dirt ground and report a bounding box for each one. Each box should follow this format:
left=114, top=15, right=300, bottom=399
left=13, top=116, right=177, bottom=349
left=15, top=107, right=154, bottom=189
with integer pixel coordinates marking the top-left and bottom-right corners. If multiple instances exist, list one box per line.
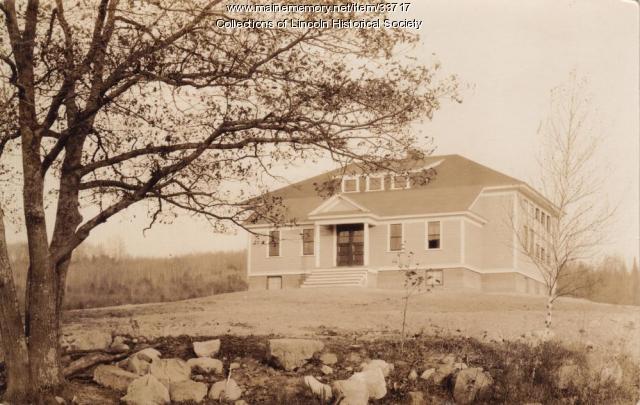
left=63, top=288, right=640, bottom=361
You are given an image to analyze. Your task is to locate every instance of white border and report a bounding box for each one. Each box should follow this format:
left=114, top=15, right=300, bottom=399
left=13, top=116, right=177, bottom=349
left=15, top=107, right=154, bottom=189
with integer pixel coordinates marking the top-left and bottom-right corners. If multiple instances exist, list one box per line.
left=387, top=222, right=404, bottom=252
left=341, top=175, right=360, bottom=193
left=365, top=174, right=385, bottom=192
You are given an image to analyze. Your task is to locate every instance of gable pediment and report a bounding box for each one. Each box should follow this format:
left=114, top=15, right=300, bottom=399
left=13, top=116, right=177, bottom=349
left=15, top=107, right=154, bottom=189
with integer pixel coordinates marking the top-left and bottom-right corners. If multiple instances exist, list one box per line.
left=308, top=194, right=370, bottom=217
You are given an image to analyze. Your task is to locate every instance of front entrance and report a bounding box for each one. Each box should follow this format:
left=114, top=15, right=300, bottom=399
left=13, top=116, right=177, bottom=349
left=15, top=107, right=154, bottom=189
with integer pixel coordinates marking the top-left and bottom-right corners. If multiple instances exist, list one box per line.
left=336, top=224, right=364, bottom=266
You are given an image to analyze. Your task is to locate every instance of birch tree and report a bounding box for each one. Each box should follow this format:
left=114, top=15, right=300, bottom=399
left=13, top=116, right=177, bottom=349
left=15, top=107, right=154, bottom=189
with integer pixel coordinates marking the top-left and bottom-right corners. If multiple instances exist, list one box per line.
left=0, top=0, right=458, bottom=402
left=515, top=75, right=613, bottom=330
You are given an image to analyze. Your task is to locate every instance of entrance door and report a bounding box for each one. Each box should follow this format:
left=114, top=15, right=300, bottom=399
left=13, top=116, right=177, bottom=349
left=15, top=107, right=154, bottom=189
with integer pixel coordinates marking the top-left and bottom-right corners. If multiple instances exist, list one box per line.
left=336, top=224, right=364, bottom=266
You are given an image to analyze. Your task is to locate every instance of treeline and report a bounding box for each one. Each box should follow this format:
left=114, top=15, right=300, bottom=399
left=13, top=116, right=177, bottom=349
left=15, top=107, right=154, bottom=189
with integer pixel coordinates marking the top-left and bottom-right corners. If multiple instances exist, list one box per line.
left=8, top=243, right=247, bottom=310
left=561, top=256, right=640, bottom=306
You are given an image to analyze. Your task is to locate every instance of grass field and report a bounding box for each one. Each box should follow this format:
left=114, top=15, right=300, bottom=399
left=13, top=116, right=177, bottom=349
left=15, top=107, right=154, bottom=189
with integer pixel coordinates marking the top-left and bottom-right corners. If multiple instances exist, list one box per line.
left=63, top=288, right=640, bottom=361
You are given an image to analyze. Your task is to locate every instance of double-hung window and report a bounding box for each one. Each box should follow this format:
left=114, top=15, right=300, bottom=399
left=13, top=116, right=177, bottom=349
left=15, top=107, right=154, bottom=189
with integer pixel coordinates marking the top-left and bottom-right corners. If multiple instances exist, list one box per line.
left=268, top=230, right=280, bottom=257
left=427, top=221, right=441, bottom=249
left=389, top=223, right=403, bottom=251
left=302, top=228, right=314, bottom=256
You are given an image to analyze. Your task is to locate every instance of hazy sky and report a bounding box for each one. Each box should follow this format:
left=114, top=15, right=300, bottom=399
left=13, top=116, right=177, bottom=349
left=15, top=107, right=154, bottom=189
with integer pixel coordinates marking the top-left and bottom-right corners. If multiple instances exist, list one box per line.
left=6, top=0, right=639, bottom=264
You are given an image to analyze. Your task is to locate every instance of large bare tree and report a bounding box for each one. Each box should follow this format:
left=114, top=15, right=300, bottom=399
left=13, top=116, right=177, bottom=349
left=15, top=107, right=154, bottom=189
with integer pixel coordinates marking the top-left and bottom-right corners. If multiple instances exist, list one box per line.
left=514, top=74, right=613, bottom=331
left=0, top=0, right=458, bottom=402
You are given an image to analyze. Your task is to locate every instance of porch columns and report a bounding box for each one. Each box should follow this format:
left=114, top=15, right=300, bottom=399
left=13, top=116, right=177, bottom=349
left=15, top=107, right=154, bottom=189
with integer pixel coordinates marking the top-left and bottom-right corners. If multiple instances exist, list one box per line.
left=314, top=224, right=320, bottom=268
left=364, top=223, right=370, bottom=266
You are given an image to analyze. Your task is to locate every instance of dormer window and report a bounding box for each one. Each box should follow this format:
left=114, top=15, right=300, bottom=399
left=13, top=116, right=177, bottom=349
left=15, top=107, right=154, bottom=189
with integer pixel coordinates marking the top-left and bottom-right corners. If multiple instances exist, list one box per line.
left=366, top=175, right=384, bottom=192
left=341, top=176, right=359, bottom=193
left=391, top=174, right=410, bottom=190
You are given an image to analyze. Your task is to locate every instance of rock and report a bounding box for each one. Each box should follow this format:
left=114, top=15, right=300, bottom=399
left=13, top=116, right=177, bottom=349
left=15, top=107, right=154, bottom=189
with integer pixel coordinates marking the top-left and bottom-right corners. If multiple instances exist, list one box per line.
left=54, top=396, right=66, bottom=404
left=420, top=368, right=435, bottom=380
left=350, top=367, right=387, bottom=399
left=321, top=365, right=334, bottom=375
left=440, top=354, right=456, bottom=365
left=169, top=380, right=208, bottom=403
left=110, top=336, right=131, bottom=353
left=234, top=401, right=248, bottom=405
left=128, top=355, right=151, bottom=376
left=193, top=339, right=221, bottom=358
left=453, top=367, right=493, bottom=405
left=361, top=359, right=393, bottom=377
left=209, top=378, right=243, bottom=401
left=454, top=362, right=468, bottom=370
left=230, top=362, right=241, bottom=370
left=121, top=374, right=170, bottom=405
left=63, top=331, right=112, bottom=352
left=332, top=378, right=369, bottom=405
left=134, top=348, right=162, bottom=363
left=555, top=363, right=583, bottom=390
left=187, top=357, right=224, bottom=375
left=149, top=358, right=191, bottom=388
left=93, top=365, right=138, bottom=392
left=320, top=352, right=338, bottom=365
left=304, top=375, right=333, bottom=400
left=267, top=339, right=324, bottom=371
left=346, top=352, right=362, bottom=364
left=432, top=362, right=457, bottom=385
left=407, top=391, right=426, bottom=405
left=408, top=369, right=418, bottom=381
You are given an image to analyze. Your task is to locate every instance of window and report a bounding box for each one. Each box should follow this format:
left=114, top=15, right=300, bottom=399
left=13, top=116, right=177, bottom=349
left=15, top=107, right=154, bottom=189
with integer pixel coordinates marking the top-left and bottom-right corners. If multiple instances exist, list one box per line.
left=366, top=175, right=384, bottom=191
left=535, top=208, right=540, bottom=222
left=540, top=247, right=545, bottom=262
left=546, top=215, right=551, bottom=232
left=426, top=269, right=443, bottom=287
left=267, top=276, right=282, bottom=290
left=389, top=223, right=403, bottom=251
left=302, top=228, right=314, bottom=256
left=268, top=230, right=280, bottom=257
left=342, top=176, right=359, bottom=193
left=391, top=174, right=410, bottom=190
left=523, top=225, right=529, bottom=252
left=529, top=228, right=534, bottom=253
left=427, top=221, right=441, bottom=249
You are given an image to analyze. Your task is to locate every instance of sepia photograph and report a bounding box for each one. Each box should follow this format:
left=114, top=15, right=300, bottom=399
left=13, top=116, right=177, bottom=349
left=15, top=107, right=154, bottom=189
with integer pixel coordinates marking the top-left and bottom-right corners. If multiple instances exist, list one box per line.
left=0, top=0, right=638, bottom=404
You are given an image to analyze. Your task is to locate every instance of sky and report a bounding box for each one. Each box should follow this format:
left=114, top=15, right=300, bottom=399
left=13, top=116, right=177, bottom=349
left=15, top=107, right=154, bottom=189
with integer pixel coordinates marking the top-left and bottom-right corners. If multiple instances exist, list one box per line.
left=5, top=0, right=639, bottom=264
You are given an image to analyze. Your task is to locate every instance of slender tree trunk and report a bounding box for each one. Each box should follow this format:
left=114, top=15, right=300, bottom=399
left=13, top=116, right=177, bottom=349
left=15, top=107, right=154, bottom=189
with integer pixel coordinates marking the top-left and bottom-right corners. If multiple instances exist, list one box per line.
left=545, top=295, right=553, bottom=330
left=0, top=206, right=31, bottom=404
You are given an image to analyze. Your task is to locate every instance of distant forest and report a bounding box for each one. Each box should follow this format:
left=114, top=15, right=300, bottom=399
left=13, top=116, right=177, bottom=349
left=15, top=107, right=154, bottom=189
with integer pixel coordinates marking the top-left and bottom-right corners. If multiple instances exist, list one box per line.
left=560, top=256, right=640, bottom=306
left=8, top=243, right=247, bottom=310
left=6, top=243, right=638, bottom=309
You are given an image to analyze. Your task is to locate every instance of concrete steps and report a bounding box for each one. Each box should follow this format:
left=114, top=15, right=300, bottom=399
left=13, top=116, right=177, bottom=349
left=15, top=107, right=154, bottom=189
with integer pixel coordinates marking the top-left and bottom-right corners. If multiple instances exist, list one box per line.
left=301, top=268, right=367, bottom=288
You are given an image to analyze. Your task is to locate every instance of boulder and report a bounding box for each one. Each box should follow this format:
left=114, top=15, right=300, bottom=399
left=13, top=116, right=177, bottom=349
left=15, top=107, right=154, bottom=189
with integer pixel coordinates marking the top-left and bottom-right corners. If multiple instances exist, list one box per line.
left=303, top=375, right=333, bottom=401
left=149, top=358, right=191, bottom=388
left=134, top=348, right=162, bottom=363
left=420, top=368, right=435, bottom=381
left=408, top=369, right=418, bottom=381
left=321, top=365, right=334, bottom=375
left=93, top=365, right=137, bottom=392
left=187, top=357, right=224, bottom=375
left=209, top=378, right=243, bottom=401
left=332, top=378, right=369, bottom=405
left=121, top=374, right=170, bottom=405
left=267, top=339, right=324, bottom=371
left=407, top=391, right=426, bottom=405
left=346, top=352, right=362, bottom=364
left=110, top=336, right=131, bottom=353
left=453, top=367, right=493, bottom=405
left=62, top=331, right=112, bottom=352
left=431, top=363, right=457, bottom=385
left=320, top=352, right=338, bottom=365
left=350, top=367, right=387, bottom=400
left=361, top=359, right=393, bottom=377
left=234, top=401, right=249, bottom=405
left=193, top=339, right=221, bottom=358
left=128, top=355, right=151, bottom=376
left=169, top=380, right=208, bottom=403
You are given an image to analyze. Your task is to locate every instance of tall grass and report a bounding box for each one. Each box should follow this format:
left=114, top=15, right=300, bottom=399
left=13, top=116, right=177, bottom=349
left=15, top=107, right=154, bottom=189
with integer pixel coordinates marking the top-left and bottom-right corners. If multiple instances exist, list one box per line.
left=8, top=243, right=247, bottom=310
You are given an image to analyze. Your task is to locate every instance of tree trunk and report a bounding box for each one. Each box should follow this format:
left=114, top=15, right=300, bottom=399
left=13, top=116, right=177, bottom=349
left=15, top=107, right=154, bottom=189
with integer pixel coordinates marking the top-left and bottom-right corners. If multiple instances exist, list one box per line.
left=0, top=206, right=31, bottom=404
left=545, top=295, right=553, bottom=330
